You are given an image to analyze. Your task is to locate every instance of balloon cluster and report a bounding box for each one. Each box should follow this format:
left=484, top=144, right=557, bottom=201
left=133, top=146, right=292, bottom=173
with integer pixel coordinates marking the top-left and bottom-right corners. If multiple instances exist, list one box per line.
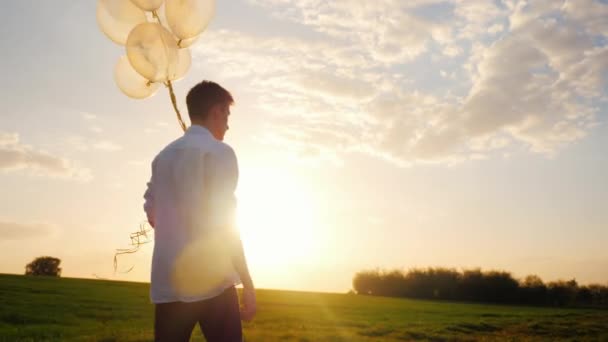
left=97, top=0, right=215, bottom=131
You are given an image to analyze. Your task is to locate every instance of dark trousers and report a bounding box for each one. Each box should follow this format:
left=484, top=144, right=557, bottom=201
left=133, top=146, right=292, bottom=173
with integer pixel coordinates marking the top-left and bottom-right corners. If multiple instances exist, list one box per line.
left=154, top=286, right=242, bottom=342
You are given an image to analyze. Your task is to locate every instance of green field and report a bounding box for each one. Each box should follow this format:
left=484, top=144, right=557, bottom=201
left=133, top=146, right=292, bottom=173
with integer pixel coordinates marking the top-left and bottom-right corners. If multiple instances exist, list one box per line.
left=0, top=274, right=606, bottom=341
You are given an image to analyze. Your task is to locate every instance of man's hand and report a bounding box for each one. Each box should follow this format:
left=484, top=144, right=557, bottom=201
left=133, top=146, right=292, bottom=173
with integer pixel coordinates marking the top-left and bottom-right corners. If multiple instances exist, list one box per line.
left=240, top=287, right=256, bottom=322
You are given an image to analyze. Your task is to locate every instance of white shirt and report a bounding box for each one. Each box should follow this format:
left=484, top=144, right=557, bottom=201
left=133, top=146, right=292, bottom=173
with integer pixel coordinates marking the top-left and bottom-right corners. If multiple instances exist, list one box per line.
left=144, top=125, right=240, bottom=303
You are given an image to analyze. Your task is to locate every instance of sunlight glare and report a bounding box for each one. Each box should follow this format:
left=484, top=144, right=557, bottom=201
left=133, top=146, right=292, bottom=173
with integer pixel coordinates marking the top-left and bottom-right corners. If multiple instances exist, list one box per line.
left=236, top=168, right=320, bottom=267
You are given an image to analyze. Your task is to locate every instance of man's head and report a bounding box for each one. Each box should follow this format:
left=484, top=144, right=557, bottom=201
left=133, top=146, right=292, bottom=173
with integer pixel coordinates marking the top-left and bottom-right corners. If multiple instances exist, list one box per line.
left=186, top=80, right=234, bottom=141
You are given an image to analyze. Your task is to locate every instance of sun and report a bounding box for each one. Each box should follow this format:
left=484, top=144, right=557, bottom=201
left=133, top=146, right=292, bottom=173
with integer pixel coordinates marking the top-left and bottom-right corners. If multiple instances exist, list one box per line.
left=236, top=168, right=320, bottom=267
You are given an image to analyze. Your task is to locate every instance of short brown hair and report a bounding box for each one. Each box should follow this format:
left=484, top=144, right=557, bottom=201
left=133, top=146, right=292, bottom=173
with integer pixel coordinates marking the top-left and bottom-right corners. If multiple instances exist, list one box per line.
left=186, top=81, right=234, bottom=121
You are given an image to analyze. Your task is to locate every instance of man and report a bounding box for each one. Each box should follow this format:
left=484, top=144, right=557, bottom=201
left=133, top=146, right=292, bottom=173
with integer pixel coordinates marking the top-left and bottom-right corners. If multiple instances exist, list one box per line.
left=143, top=80, right=256, bottom=342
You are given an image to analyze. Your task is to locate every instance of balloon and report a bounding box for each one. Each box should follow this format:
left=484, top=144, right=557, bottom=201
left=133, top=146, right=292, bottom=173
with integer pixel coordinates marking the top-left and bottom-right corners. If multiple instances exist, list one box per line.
left=126, top=22, right=179, bottom=82
left=97, top=0, right=147, bottom=45
left=171, top=48, right=192, bottom=81
left=149, top=3, right=198, bottom=47
left=165, top=0, right=215, bottom=40
left=130, top=0, right=164, bottom=11
left=178, top=35, right=199, bottom=48
left=114, top=55, right=160, bottom=99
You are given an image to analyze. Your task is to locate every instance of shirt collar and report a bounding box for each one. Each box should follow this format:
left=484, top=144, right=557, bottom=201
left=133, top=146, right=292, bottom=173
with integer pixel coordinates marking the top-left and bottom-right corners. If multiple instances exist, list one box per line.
left=185, top=125, right=212, bottom=136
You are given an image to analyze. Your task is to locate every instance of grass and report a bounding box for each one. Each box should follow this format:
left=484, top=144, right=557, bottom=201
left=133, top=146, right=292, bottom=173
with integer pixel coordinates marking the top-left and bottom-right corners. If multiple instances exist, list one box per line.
left=0, top=273, right=606, bottom=341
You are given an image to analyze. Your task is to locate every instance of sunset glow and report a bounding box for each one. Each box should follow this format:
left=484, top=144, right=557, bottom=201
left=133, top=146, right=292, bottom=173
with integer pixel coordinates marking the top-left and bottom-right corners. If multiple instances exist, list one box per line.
left=237, top=168, right=321, bottom=267
left=0, top=1, right=607, bottom=293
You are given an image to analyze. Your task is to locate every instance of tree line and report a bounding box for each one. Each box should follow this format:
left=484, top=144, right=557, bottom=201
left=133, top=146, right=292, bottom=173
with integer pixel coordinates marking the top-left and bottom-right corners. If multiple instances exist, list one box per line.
left=352, top=268, right=608, bottom=308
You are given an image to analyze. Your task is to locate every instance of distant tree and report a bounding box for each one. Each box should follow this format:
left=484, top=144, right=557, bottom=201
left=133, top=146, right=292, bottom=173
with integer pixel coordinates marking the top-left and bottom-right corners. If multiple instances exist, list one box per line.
left=353, top=270, right=379, bottom=295
left=377, top=270, right=407, bottom=297
left=483, top=270, right=519, bottom=303
left=404, top=268, right=459, bottom=300
left=587, top=284, right=608, bottom=306
left=25, top=256, right=62, bottom=277
left=519, top=275, right=547, bottom=305
left=459, top=269, right=484, bottom=301
left=577, top=286, right=593, bottom=306
left=547, top=279, right=578, bottom=306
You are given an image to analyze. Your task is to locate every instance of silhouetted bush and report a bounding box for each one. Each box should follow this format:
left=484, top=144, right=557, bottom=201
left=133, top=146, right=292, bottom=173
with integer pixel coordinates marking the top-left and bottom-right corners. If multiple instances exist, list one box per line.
left=519, top=275, right=547, bottom=305
left=547, top=279, right=578, bottom=307
left=25, top=256, right=62, bottom=277
left=352, top=267, right=608, bottom=308
left=587, top=284, right=608, bottom=307
left=404, top=267, right=460, bottom=300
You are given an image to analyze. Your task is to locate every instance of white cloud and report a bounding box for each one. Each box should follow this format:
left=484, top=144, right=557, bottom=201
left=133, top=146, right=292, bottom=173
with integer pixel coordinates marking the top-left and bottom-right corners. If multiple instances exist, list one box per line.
left=487, top=23, right=504, bottom=34
left=79, top=111, right=105, bottom=134
left=64, top=136, right=123, bottom=153
left=453, top=0, right=507, bottom=38
left=442, top=44, right=463, bottom=57
left=0, top=220, right=57, bottom=240
left=64, top=135, right=89, bottom=151
left=93, top=141, right=122, bottom=151
left=81, top=112, right=97, bottom=121
left=458, top=10, right=604, bottom=154
left=563, top=0, right=608, bottom=36
left=194, top=1, right=607, bottom=165
left=249, top=0, right=448, bottom=63
left=0, top=132, right=19, bottom=146
left=0, top=132, right=92, bottom=181
left=89, top=126, right=103, bottom=133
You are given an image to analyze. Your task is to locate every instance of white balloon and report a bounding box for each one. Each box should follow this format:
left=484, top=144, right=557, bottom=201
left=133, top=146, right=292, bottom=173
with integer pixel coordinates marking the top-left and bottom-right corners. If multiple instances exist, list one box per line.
left=97, top=0, right=147, bottom=45
left=148, top=2, right=197, bottom=48
left=171, top=48, right=192, bottom=81
left=165, top=0, right=215, bottom=40
left=178, top=35, right=199, bottom=48
left=126, top=22, right=179, bottom=82
left=130, top=0, right=164, bottom=11
left=114, top=56, right=160, bottom=99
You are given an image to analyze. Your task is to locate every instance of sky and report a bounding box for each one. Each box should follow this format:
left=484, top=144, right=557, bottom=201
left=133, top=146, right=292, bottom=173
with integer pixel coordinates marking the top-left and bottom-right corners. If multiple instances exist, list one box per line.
left=0, top=0, right=607, bottom=293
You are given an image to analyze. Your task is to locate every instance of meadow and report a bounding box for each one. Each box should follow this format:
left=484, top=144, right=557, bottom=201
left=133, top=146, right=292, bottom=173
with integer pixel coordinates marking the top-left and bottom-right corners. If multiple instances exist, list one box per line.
left=0, top=274, right=606, bottom=341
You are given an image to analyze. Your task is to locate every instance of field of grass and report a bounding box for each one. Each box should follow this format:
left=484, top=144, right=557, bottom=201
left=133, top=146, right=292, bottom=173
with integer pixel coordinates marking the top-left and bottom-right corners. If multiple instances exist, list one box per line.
left=0, top=274, right=606, bottom=341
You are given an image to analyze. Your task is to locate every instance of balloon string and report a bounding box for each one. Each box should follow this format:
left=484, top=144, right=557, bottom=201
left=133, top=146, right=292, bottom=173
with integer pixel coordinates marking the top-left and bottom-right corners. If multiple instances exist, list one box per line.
left=151, top=10, right=187, bottom=132
left=151, top=10, right=162, bottom=24
left=113, top=222, right=153, bottom=274
left=167, top=80, right=187, bottom=132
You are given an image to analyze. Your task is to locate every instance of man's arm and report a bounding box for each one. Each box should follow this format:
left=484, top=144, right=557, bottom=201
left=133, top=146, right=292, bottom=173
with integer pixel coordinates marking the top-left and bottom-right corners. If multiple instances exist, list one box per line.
left=231, top=232, right=256, bottom=321
left=211, top=144, right=256, bottom=320
left=231, top=233, right=254, bottom=289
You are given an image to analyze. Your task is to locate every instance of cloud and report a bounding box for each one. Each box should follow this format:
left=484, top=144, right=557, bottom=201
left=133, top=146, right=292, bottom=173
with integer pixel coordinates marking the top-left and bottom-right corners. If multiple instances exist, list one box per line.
left=63, top=136, right=122, bottom=152
left=0, top=131, right=92, bottom=181
left=92, top=140, right=122, bottom=151
left=250, top=0, right=451, bottom=63
left=195, top=1, right=608, bottom=165
left=459, top=10, right=605, bottom=153
left=89, top=126, right=103, bottom=133
left=0, top=220, right=56, bottom=240
left=563, top=0, right=608, bottom=36
left=0, top=132, right=19, bottom=146
left=64, top=135, right=89, bottom=151
left=453, top=0, right=507, bottom=39
left=81, top=112, right=97, bottom=121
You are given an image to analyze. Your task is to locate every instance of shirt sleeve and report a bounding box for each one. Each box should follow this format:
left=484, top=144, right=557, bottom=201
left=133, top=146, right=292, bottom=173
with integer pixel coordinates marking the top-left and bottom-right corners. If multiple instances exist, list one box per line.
left=143, top=158, right=156, bottom=227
